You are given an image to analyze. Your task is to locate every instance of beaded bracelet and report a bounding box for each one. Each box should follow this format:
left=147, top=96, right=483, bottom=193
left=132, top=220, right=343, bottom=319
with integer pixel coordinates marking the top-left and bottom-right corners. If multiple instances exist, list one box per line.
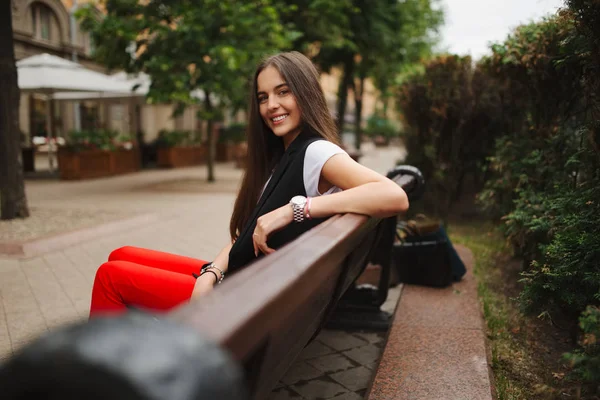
left=305, top=197, right=312, bottom=220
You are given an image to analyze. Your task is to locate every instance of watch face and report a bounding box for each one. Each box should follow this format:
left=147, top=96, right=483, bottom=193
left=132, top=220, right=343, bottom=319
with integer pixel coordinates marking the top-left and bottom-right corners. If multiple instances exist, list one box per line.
left=291, top=195, right=306, bottom=206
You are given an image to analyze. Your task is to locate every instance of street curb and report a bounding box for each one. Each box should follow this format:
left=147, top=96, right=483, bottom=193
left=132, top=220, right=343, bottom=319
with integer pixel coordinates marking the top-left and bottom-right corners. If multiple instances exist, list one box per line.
left=0, top=213, right=160, bottom=259
left=366, top=244, right=494, bottom=400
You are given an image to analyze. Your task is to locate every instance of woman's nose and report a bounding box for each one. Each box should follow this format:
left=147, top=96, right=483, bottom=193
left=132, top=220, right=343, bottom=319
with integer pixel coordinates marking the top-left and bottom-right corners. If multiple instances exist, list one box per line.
left=267, top=96, right=280, bottom=111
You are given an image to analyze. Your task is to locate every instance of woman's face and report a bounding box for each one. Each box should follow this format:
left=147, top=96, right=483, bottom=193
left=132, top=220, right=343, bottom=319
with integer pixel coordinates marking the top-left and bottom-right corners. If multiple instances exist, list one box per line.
left=257, top=66, right=302, bottom=147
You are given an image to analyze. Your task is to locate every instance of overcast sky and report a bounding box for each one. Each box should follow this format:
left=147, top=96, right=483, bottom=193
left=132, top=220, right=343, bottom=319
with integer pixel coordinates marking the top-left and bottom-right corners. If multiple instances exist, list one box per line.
left=438, top=0, right=566, bottom=59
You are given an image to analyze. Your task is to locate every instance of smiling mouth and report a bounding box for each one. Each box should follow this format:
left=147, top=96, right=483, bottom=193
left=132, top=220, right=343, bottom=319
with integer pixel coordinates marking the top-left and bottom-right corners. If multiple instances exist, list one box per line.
left=271, top=114, right=288, bottom=124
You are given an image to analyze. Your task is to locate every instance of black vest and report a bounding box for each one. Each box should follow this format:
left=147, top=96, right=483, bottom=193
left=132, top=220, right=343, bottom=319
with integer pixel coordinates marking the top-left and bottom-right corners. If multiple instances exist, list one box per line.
left=228, top=131, right=330, bottom=274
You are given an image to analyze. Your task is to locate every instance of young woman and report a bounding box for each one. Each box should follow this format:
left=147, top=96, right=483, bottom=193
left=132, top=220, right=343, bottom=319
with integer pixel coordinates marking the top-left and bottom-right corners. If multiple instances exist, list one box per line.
left=89, top=51, right=409, bottom=317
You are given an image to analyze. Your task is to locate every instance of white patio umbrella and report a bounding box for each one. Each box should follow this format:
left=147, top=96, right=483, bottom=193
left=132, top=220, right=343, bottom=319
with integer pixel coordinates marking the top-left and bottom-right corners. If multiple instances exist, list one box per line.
left=53, top=71, right=207, bottom=101
left=52, top=71, right=150, bottom=101
left=17, top=53, right=135, bottom=172
left=17, top=53, right=134, bottom=93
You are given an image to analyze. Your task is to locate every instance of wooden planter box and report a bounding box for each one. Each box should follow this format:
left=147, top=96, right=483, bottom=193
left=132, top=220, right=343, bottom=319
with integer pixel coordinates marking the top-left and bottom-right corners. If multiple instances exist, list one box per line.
left=233, top=142, right=248, bottom=169
left=57, top=149, right=140, bottom=180
left=216, top=142, right=236, bottom=162
left=373, top=135, right=390, bottom=147
left=157, top=145, right=207, bottom=168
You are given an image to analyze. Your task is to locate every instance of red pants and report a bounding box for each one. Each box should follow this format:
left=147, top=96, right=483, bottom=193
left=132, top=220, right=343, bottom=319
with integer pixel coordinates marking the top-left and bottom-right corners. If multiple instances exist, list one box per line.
left=89, top=246, right=207, bottom=318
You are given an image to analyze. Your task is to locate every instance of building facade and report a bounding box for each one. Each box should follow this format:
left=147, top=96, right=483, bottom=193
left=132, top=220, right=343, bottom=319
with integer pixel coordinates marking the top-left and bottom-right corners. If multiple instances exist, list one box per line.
left=12, top=0, right=379, bottom=161
left=12, top=0, right=200, bottom=156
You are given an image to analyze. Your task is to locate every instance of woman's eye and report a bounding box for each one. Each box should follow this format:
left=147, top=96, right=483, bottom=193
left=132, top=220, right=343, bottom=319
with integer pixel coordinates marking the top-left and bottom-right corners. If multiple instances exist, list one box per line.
left=258, top=96, right=267, bottom=104
left=279, top=89, right=289, bottom=96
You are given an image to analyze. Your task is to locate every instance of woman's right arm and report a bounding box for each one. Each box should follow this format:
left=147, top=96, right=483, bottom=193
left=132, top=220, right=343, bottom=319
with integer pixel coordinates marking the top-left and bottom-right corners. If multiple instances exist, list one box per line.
left=191, top=241, right=234, bottom=298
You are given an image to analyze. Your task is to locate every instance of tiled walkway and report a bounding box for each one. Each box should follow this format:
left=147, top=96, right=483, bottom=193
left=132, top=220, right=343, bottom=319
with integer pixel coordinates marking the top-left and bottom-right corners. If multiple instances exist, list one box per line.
left=271, top=287, right=401, bottom=400
left=0, top=143, right=406, bottom=399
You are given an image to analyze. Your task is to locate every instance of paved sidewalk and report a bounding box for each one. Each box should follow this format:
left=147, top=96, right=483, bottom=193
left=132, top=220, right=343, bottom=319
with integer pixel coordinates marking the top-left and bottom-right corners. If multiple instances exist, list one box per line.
left=0, top=143, right=405, bottom=399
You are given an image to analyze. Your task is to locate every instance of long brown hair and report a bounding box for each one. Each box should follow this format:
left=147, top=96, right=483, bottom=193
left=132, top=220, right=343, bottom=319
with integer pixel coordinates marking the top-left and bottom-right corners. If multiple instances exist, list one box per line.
left=229, top=51, right=340, bottom=240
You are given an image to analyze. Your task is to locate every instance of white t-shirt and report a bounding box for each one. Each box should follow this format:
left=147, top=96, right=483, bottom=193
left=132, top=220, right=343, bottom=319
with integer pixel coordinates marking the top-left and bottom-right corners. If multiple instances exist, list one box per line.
left=259, top=140, right=347, bottom=199
left=303, top=140, right=346, bottom=197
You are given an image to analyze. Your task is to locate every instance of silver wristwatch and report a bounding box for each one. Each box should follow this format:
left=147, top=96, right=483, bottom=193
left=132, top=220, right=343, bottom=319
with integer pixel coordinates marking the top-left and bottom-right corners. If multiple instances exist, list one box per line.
left=290, top=195, right=307, bottom=223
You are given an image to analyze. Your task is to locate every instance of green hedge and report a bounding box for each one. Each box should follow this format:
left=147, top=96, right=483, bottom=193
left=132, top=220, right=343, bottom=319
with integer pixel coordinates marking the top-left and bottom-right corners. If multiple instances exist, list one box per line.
left=363, top=115, right=400, bottom=141
left=397, top=54, right=503, bottom=218
left=218, top=123, right=247, bottom=144
left=65, top=129, right=133, bottom=152
left=155, top=130, right=196, bottom=148
left=399, top=7, right=600, bottom=387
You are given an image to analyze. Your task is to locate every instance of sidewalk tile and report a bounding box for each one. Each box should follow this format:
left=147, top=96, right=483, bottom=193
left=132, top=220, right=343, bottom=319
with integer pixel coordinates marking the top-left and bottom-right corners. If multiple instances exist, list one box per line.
left=364, top=362, right=378, bottom=371
left=330, top=366, right=373, bottom=391
left=299, top=340, right=336, bottom=360
left=342, top=345, right=382, bottom=366
left=0, top=308, right=11, bottom=361
left=21, top=259, right=73, bottom=313
left=329, top=392, right=364, bottom=400
left=6, top=310, right=47, bottom=350
left=2, top=287, right=39, bottom=314
left=317, top=330, right=368, bottom=351
left=351, top=332, right=384, bottom=345
left=74, top=299, right=91, bottom=318
left=269, top=386, right=303, bottom=400
left=306, top=353, right=357, bottom=374
left=281, top=361, right=324, bottom=385
left=291, top=378, right=349, bottom=399
left=43, top=306, right=82, bottom=330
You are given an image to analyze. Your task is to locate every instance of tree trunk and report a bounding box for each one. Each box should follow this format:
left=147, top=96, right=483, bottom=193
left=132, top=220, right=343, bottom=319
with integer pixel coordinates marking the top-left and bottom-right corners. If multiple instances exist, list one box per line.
left=0, top=2, right=29, bottom=220
left=353, top=73, right=366, bottom=151
left=204, top=95, right=215, bottom=182
left=335, top=58, right=354, bottom=137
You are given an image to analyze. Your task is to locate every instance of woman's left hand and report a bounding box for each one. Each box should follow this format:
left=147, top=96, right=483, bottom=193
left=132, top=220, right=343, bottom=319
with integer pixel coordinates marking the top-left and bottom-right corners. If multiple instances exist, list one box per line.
left=253, top=205, right=294, bottom=256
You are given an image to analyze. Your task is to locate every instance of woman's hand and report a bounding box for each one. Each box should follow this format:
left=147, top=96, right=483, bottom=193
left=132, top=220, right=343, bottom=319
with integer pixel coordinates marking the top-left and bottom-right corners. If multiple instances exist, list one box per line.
left=191, top=273, right=216, bottom=298
left=253, top=204, right=294, bottom=256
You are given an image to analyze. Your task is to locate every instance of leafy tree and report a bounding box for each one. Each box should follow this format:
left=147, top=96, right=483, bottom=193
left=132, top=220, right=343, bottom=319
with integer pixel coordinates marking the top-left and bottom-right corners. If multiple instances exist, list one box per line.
left=0, top=1, right=29, bottom=220
left=78, top=0, right=291, bottom=182
left=276, top=0, right=353, bottom=55
left=315, top=0, right=443, bottom=148
left=398, top=55, right=502, bottom=219
left=371, top=0, right=443, bottom=118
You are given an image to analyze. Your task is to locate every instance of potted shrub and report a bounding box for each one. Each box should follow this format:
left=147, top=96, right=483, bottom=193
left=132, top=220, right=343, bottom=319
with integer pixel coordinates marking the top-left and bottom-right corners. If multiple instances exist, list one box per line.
left=364, top=115, right=400, bottom=147
left=155, top=129, right=206, bottom=168
left=217, top=123, right=247, bottom=163
left=57, top=129, right=140, bottom=180
left=217, top=123, right=247, bottom=165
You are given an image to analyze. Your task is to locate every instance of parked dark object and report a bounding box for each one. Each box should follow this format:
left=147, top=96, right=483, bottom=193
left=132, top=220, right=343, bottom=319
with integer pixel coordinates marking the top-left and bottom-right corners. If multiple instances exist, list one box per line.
left=21, top=147, right=35, bottom=172
left=394, top=218, right=465, bottom=287
left=0, top=314, right=248, bottom=400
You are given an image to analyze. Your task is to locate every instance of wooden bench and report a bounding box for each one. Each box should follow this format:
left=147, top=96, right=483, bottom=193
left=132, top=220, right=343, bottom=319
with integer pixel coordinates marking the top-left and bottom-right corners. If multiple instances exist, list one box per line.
left=0, top=170, right=420, bottom=400
left=171, top=213, right=387, bottom=399
left=167, top=170, right=419, bottom=399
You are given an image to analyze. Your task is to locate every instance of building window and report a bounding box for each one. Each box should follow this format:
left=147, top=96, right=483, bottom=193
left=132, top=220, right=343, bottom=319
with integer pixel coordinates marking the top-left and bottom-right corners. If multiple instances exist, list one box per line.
left=30, top=3, right=56, bottom=42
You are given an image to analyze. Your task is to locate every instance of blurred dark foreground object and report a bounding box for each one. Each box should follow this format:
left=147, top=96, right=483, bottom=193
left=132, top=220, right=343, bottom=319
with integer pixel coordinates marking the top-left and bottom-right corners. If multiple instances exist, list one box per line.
left=394, top=215, right=466, bottom=287
left=0, top=314, right=248, bottom=400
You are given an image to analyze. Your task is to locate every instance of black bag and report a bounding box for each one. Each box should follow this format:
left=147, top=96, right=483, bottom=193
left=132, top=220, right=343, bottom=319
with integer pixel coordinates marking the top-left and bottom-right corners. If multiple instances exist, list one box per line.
left=393, top=216, right=454, bottom=288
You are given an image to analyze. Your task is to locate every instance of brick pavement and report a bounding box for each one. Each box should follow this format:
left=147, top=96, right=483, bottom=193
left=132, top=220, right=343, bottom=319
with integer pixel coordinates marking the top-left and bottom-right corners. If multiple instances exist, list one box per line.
left=0, top=143, right=406, bottom=399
